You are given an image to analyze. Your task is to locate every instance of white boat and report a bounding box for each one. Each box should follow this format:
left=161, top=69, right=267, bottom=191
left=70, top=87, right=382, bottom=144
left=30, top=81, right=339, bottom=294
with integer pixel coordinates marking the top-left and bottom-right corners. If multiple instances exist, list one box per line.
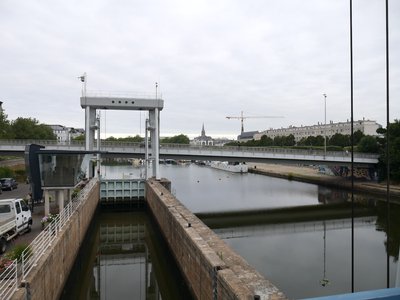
left=210, top=161, right=248, bottom=173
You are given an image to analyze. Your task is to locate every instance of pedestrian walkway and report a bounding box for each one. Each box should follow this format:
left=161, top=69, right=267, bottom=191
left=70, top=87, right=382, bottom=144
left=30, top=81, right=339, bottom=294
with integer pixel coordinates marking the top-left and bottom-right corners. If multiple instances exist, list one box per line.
left=248, top=163, right=400, bottom=199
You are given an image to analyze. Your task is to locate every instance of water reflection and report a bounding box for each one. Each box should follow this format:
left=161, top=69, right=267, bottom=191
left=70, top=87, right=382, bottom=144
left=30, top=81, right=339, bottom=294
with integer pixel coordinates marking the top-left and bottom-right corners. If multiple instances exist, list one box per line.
left=209, top=206, right=400, bottom=299
left=98, top=164, right=400, bottom=298
left=61, top=211, right=193, bottom=300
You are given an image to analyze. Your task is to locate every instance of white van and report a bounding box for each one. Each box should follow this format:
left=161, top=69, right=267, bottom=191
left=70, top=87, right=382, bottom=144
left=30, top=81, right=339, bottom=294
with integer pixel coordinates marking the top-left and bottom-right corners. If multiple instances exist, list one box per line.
left=0, top=198, right=32, bottom=253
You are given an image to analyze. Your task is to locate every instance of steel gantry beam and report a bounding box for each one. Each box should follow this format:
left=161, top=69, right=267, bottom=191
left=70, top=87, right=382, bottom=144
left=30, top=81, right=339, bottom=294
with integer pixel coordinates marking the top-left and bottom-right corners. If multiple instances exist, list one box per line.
left=80, top=94, right=164, bottom=180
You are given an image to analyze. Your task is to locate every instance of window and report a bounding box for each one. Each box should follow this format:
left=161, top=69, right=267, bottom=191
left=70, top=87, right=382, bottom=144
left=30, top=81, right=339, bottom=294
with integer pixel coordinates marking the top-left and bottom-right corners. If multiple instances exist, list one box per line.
left=20, top=201, right=29, bottom=211
left=15, top=202, right=21, bottom=214
left=0, top=204, right=11, bottom=213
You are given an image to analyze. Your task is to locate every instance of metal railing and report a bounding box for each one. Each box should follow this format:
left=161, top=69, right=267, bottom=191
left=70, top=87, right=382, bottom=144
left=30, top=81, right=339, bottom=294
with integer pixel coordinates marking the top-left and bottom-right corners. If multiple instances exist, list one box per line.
left=0, top=260, right=18, bottom=300
left=85, top=90, right=160, bottom=99
left=0, top=139, right=379, bottom=158
left=0, top=178, right=99, bottom=300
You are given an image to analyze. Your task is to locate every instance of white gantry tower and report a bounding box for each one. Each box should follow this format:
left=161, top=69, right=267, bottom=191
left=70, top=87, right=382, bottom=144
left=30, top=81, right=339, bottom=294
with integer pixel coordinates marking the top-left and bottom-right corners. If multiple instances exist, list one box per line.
left=80, top=90, right=164, bottom=180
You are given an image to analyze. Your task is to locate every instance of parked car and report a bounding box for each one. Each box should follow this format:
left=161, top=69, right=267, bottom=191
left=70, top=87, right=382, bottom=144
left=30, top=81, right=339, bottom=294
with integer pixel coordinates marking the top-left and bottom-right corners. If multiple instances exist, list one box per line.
left=0, top=182, right=2, bottom=194
left=0, top=178, right=18, bottom=191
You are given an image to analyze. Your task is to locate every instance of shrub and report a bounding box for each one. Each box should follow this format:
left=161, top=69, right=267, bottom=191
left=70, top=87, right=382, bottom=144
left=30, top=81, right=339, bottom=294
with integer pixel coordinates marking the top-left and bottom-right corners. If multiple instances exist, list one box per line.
left=5, top=244, right=32, bottom=262
left=0, top=166, right=14, bottom=178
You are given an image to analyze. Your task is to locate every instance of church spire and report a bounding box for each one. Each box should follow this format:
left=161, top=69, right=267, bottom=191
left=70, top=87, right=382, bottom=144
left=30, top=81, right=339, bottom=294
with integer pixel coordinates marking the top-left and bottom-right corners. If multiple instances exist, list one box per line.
left=201, top=123, right=205, bottom=137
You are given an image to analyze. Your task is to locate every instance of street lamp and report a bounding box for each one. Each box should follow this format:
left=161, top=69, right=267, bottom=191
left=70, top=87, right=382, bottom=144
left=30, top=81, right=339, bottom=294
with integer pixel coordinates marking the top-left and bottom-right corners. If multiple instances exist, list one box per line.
left=323, top=93, right=327, bottom=158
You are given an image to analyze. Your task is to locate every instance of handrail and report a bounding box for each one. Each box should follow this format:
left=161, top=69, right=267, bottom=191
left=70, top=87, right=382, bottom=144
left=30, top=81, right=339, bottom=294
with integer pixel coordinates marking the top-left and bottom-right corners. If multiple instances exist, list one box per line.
left=12, top=178, right=98, bottom=290
left=85, top=90, right=159, bottom=99
left=0, top=259, right=18, bottom=300
left=0, top=139, right=380, bottom=159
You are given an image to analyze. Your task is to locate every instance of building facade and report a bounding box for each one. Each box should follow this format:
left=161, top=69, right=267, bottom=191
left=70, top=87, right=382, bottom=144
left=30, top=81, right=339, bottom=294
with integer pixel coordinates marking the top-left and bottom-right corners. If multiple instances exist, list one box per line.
left=237, top=131, right=259, bottom=142
left=254, top=119, right=381, bottom=142
left=48, top=125, right=85, bottom=142
left=191, top=124, right=214, bottom=146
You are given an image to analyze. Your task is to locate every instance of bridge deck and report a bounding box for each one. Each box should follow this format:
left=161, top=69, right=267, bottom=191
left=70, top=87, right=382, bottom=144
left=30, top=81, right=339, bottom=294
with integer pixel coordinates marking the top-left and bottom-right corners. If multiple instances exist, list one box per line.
left=0, top=140, right=379, bottom=166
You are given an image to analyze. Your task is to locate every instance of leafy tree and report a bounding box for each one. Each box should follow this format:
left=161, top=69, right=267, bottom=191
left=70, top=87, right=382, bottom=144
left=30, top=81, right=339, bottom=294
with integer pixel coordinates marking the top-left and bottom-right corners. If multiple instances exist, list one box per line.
left=72, top=134, right=85, bottom=141
left=357, top=136, right=379, bottom=153
left=299, top=135, right=325, bottom=147
left=285, top=134, right=296, bottom=146
left=11, top=117, right=56, bottom=140
left=161, top=134, right=190, bottom=144
left=0, top=110, right=13, bottom=139
left=273, top=134, right=295, bottom=146
left=353, top=130, right=365, bottom=145
left=378, top=120, right=400, bottom=182
left=105, top=135, right=144, bottom=142
left=124, top=135, right=144, bottom=142
left=328, top=133, right=350, bottom=148
left=259, top=135, right=273, bottom=146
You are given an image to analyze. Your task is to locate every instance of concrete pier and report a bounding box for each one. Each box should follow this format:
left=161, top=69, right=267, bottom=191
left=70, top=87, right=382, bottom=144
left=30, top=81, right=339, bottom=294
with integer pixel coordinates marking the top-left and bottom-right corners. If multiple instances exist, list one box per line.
left=146, top=178, right=286, bottom=300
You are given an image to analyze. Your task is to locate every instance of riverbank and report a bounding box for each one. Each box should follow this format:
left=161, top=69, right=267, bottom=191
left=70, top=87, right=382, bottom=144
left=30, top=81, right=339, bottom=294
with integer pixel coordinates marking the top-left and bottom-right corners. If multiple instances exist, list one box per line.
left=247, top=163, right=400, bottom=200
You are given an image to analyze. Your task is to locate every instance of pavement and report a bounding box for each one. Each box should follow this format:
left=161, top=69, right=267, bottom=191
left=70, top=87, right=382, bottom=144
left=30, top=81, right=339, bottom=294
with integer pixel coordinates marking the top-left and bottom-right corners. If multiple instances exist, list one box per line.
left=248, top=162, right=400, bottom=198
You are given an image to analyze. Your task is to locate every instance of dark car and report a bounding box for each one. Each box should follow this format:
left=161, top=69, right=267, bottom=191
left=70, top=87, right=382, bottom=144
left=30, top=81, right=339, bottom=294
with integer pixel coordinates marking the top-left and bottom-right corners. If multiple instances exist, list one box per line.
left=0, top=178, right=18, bottom=191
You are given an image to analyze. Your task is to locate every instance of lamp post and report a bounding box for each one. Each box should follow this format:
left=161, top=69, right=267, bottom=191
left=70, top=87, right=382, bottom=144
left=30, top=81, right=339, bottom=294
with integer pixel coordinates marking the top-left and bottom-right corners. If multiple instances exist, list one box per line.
left=323, top=93, right=327, bottom=158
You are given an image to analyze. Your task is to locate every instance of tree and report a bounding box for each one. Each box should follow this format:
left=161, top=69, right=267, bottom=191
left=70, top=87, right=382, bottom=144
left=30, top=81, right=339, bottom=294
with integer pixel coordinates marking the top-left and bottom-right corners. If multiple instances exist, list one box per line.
left=274, top=135, right=295, bottom=147
left=357, top=136, right=379, bottom=153
left=259, top=135, right=273, bottom=146
left=104, top=135, right=144, bottom=142
left=161, top=134, right=190, bottom=144
left=353, top=130, right=365, bottom=144
left=11, top=117, right=56, bottom=140
left=378, top=120, right=400, bottom=182
left=0, top=110, right=13, bottom=139
left=328, top=133, right=350, bottom=148
left=73, top=134, right=85, bottom=141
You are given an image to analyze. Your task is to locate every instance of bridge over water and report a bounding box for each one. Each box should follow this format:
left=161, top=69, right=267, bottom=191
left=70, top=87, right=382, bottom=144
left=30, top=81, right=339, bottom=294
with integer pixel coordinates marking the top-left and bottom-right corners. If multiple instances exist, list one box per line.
left=0, top=139, right=379, bottom=166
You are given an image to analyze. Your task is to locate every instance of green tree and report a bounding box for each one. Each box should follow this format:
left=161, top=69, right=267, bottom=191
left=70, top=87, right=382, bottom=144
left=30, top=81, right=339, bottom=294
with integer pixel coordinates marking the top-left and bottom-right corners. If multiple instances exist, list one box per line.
left=72, top=134, right=85, bottom=141
left=357, top=136, right=379, bottom=153
left=161, top=134, right=190, bottom=144
left=122, top=135, right=144, bottom=142
left=353, top=130, right=365, bottom=145
left=285, top=134, right=296, bottom=146
left=0, top=110, right=13, bottom=139
left=259, top=135, right=273, bottom=146
left=11, top=118, right=56, bottom=140
left=378, top=120, right=400, bottom=182
left=273, top=135, right=295, bottom=147
left=104, top=135, right=144, bottom=142
left=328, top=133, right=350, bottom=148
left=273, top=136, right=284, bottom=146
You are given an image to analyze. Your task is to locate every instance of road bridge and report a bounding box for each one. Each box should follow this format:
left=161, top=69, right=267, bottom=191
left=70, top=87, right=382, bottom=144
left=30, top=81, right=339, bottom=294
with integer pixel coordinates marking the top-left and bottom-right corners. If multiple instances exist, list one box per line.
left=0, top=139, right=379, bottom=166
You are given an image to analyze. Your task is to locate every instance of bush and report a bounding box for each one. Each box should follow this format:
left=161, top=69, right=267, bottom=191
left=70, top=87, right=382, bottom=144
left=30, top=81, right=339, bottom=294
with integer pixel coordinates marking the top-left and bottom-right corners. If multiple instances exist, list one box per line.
left=14, top=169, right=26, bottom=182
left=5, top=244, right=32, bottom=262
left=0, top=167, right=14, bottom=178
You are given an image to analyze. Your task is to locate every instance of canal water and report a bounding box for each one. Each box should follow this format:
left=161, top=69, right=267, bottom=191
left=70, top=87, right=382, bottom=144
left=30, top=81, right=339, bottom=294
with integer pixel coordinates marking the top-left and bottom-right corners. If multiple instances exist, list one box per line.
left=61, top=211, right=193, bottom=300
left=65, top=163, right=400, bottom=299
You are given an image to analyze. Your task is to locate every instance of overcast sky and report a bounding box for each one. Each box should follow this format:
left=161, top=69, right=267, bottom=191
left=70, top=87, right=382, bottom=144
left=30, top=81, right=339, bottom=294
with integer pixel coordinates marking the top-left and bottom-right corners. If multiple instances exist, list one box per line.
left=0, top=0, right=399, bottom=139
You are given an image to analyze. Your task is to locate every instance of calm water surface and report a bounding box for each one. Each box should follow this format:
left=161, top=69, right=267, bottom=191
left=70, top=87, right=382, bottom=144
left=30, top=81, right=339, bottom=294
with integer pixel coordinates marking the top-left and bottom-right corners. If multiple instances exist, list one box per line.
left=61, top=211, right=193, bottom=300
left=97, top=163, right=400, bottom=299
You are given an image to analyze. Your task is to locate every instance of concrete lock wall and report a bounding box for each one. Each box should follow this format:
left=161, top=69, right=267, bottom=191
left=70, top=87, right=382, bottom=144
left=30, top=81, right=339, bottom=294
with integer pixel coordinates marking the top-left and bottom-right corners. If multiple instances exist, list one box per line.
left=146, top=179, right=286, bottom=300
left=13, top=181, right=100, bottom=300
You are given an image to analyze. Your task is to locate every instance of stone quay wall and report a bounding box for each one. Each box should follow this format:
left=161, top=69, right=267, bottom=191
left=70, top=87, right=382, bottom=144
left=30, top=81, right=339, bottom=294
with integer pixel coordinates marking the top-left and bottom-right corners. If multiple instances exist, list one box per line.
left=146, top=178, right=286, bottom=300
left=13, top=180, right=100, bottom=300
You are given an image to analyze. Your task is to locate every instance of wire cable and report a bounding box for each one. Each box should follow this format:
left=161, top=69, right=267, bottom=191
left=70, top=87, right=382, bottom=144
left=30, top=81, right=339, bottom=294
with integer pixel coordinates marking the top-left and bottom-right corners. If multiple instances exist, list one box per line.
left=349, top=0, right=355, bottom=293
left=385, top=0, right=390, bottom=288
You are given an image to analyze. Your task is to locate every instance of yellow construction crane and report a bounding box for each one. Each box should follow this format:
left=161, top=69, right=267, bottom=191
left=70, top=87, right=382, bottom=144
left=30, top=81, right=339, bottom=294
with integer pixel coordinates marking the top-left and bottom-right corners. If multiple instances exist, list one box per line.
left=226, top=111, right=284, bottom=134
